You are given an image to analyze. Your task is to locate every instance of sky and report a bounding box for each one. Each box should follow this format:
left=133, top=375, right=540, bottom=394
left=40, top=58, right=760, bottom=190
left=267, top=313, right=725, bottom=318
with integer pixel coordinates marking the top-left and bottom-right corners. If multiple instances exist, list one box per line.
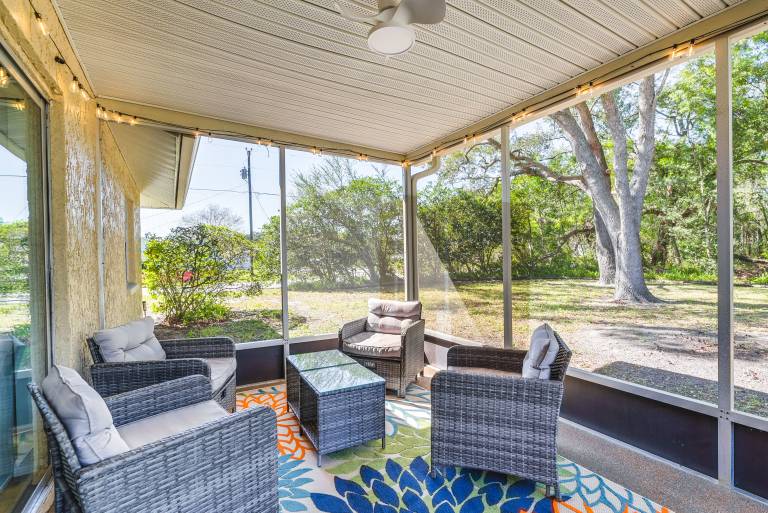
left=140, top=137, right=403, bottom=239
left=0, top=144, right=29, bottom=224
left=141, top=137, right=281, bottom=238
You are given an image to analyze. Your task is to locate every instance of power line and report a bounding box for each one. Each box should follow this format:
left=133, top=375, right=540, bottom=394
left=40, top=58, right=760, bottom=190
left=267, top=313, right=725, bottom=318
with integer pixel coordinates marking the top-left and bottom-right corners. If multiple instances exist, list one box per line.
left=189, top=187, right=279, bottom=196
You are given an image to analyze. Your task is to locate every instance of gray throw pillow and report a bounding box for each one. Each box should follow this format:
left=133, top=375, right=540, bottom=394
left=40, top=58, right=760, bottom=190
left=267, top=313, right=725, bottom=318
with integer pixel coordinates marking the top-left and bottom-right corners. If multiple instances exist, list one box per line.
left=92, top=316, right=166, bottom=362
left=41, top=365, right=129, bottom=465
left=521, top=323, right=559, bottom=379
left=366, top=299, right=422, bottom=334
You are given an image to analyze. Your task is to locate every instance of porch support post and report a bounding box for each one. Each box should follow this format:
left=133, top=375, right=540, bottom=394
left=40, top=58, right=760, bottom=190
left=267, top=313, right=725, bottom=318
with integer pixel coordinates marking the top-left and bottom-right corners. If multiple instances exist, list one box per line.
left=715, top=35, right=734, bottom=486
left=403, top=163, right=417, bottom=301
left=500, top=125, right=513, bottom=349
left=279, top=145, right=289, bottom=343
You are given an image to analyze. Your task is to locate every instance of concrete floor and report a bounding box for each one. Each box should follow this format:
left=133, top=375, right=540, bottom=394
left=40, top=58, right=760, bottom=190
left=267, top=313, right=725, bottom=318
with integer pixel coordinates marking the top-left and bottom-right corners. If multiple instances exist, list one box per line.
left=558, top=419, right=768, bottom=513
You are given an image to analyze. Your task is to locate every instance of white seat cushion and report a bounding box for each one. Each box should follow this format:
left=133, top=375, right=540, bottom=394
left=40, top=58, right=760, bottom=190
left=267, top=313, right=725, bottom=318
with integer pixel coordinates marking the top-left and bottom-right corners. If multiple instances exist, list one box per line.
left=344, top=331, right=401, bottom=358
left=117, top=400, right=227, bottom=449
left=204, top=357, right=236, bottom=392
left=93, top=317, right=166, bottom=362
left=42, top=365, right=129, bottom=465
left=522, top=323, right=560, bottom=380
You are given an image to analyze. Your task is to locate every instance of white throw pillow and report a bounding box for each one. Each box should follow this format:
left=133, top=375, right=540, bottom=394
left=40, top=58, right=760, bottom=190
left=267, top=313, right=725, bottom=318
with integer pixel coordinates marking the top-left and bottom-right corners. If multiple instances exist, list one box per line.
left=521, top=323, right=560, bottom=380
left=93, top=316, right=166, bottom=362
left=42, top=365, right=129, bottom=465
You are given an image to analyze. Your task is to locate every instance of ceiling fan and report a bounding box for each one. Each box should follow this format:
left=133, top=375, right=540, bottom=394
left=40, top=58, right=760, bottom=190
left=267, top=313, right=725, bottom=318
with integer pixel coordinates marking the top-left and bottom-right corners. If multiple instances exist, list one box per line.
left=335, top=0, right=447, bottom=56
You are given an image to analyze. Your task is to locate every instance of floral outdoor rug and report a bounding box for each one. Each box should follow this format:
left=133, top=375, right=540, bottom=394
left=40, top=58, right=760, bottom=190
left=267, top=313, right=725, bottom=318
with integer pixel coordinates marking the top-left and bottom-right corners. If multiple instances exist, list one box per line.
left=237, top=384, right=671, bottom=513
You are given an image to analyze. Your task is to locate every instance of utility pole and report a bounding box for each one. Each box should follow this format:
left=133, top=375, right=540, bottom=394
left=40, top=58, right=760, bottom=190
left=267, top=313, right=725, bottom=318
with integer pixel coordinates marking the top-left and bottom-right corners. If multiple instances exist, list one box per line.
left=241, top=147, right=254, bottom=273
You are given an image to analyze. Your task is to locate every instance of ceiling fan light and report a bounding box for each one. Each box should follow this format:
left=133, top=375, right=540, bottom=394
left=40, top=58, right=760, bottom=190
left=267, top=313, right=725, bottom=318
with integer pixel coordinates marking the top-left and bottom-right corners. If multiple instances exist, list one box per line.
left=367, top=24, right=415, bottom=56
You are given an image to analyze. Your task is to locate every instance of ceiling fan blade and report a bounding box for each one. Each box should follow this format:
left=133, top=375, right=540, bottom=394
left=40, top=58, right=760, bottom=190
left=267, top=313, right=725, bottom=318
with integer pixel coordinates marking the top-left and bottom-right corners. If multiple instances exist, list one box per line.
left=334, top=2, right=394, bottom=23
left=394, top=0, right=446, bottom=25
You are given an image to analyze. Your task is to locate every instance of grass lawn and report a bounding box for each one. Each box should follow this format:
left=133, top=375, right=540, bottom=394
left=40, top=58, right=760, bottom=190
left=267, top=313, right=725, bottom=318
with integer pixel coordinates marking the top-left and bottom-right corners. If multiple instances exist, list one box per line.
left=146, top=278, right=768, bottom=416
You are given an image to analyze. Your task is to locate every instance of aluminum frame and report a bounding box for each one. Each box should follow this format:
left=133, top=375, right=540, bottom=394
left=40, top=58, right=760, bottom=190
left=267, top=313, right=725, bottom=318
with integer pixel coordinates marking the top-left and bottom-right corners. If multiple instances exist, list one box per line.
left=401, top=26, right=768, bottom=498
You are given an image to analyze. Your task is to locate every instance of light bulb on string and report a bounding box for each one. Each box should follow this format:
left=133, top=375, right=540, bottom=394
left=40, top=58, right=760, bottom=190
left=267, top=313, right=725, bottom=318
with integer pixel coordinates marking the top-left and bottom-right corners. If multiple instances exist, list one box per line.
left=129, top=116, right=138, bottom=126
left=78, top=84, right=89, bottom=101
left=34, top=12, right=48, bottom=36
left=69, top=76, right=78, bottom=93
left=670, top=44, right=678, bottom=61
left=687, top=40, right=695, bottom=57
left=0, top=67, right=8, bottom=88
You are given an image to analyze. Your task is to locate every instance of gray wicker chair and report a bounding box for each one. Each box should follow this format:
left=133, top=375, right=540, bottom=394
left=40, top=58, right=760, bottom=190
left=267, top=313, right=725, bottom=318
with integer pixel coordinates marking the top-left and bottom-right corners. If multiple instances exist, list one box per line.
left=87, top=335, right=237, bottom=412
left=28, top=374, right=278, bottom=513
left=431, top=331, right=572, bottom=499
left=339, top=299, right=425, bottom=398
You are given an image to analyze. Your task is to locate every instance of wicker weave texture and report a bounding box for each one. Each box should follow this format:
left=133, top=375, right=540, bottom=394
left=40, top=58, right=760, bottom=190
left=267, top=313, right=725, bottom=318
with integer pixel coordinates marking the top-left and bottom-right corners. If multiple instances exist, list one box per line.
left=286, top=358, right=385, bottom=458
left=431, top=334, right=572, bottom=498
left=338, top=317, right=425, bottom=397
left=29, top=375, right=278, bottom=513
left=88, top=336, right=237, bottom=411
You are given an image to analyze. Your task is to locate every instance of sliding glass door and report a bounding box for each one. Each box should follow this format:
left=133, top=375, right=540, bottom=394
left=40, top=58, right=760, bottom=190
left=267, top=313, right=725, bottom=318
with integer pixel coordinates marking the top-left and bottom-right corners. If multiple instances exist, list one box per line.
left=0, top=55, right=49, bottom=513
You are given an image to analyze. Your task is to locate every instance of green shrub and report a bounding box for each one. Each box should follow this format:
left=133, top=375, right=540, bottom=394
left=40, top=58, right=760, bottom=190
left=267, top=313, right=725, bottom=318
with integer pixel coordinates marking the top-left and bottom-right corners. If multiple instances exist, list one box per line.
left=143, top=224, right=262, bottom=325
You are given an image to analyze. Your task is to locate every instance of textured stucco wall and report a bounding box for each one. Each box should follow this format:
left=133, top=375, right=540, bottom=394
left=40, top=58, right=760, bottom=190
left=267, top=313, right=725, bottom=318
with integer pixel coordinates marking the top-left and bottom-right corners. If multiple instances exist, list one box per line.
left=100, top=123, right=143, bottom=328
left=0, top=0, right=143, bottom=372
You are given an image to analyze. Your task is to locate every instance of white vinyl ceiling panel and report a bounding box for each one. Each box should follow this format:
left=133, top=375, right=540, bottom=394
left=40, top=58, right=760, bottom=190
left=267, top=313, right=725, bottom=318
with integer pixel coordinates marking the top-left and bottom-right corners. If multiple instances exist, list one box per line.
left=56, top=0, right=739, bottom=154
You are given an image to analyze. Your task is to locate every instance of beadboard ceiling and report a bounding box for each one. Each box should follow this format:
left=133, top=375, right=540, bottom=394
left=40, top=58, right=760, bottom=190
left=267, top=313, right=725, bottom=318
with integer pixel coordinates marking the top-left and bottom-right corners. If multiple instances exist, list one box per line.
left=56, top=0, right=740, bottom=154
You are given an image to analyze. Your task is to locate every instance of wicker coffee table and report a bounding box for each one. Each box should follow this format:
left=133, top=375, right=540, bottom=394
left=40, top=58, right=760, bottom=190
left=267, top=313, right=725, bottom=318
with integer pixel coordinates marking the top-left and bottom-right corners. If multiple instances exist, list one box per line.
left=286, top=349, right=386, bottom=466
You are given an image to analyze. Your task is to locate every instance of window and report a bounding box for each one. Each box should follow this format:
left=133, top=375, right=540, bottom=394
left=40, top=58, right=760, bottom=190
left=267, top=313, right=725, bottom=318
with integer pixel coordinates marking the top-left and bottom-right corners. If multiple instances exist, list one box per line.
left=414, top=135, right=504, bottom=345
left=286, top=150, right=405, bottom=337
left=140, top=138, right=282, bottom=343
left=732, top=27, right=768, bottom=419
left=0, top=63, right=49, bottom=512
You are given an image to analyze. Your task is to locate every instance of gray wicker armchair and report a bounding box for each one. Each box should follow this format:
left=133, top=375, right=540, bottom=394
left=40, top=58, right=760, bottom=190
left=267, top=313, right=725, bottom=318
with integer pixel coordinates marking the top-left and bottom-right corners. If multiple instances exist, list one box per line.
left=431, top=327, right=572, bottom=499
left=339, top=299, right=425, bottom=397
left=87, top=319, right=236, bottom=412
left=29, top=374, right=278, bottom=513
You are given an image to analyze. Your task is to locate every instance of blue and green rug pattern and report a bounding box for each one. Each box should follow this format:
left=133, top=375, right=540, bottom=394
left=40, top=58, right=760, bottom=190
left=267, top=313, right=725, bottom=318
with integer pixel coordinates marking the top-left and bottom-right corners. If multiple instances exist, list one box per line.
left=238, top=385, right=670, bottom=513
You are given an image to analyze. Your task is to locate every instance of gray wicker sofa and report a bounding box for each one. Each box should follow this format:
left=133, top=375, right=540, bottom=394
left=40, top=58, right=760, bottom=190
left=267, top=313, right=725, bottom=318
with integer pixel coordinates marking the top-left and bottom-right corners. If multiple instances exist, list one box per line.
left=87, top=317, right=236, bottom=411
left=339, top=299, right=425, bottom=397
left=431, top=324, right=572, bottom=498
left=29, top=370, right=277, bottom=513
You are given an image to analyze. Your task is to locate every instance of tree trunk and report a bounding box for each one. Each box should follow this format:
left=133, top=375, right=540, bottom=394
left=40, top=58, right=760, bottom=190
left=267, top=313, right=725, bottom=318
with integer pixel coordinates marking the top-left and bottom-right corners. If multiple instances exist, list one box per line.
left=614, top=215, right=658, bottom=302
left=593, top=207, right=616, bottom=285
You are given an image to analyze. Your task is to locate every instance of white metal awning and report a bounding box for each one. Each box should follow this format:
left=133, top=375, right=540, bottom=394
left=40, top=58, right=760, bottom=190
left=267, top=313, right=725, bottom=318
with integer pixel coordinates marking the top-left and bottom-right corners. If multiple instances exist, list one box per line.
left=108, top=123, right=198, bottom=209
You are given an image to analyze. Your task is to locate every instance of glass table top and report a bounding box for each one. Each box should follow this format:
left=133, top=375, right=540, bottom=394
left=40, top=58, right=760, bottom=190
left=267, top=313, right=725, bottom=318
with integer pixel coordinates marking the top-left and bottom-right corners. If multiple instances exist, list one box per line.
left=286, top=349, right=356, bottom=372
left=301, top=362, right=385, bottom=395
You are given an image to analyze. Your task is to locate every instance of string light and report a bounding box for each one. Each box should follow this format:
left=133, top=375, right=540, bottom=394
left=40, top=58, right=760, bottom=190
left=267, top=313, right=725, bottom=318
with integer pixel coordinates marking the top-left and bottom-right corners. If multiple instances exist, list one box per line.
left=463, top=135, right=468, bottom=145
left=34, top=11, right=48, bottom=36
left=129, top=116, right=138, bottom=126
left=669, top=44, right=678, bottom=60
left=576, top=82, right=594, bottom=96
left=358, top=154, right=368, bottom=161
left=687, top=40, right=695, bottom=57
left=78, top=83, right=89, bottom=101
left=0, top=67, right=8, bottom=87
left=401, top=160, right=410, bottom=168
